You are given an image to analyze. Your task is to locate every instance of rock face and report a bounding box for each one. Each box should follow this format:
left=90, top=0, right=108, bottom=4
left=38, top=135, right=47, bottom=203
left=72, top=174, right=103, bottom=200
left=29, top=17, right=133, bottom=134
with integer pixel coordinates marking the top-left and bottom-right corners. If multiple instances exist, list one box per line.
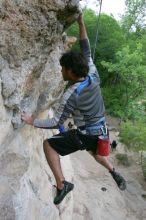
left=0, top=1, right=79, bottom=219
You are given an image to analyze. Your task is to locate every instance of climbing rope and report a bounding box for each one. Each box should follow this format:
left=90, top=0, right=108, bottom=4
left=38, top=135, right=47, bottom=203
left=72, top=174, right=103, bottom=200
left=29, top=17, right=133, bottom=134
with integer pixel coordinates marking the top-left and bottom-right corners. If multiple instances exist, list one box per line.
left=92, top=0, right=103, bottom=62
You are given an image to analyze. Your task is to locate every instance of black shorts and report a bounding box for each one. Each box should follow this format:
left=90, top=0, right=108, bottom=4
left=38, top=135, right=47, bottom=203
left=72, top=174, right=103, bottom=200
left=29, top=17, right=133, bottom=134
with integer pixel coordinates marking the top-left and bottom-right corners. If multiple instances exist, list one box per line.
left=48, top=129, right=109, bottom=156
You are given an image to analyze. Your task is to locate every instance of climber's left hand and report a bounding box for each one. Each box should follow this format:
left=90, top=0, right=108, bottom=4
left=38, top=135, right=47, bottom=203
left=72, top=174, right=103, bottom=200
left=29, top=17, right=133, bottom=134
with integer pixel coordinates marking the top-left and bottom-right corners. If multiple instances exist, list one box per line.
left=21, top=112, right=34, bottom=125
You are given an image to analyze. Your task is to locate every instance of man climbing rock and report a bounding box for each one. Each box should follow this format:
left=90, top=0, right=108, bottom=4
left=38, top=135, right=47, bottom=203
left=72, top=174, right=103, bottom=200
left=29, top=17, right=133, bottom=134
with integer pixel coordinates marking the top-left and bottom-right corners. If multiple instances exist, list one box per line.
left=21, top=13, right=126, bottom=205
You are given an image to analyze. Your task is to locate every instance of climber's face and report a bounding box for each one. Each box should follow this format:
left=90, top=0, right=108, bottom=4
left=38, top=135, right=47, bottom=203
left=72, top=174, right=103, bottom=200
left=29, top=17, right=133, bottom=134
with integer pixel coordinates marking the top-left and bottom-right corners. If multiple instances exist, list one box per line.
left=61, top=66, right=74, bottom=81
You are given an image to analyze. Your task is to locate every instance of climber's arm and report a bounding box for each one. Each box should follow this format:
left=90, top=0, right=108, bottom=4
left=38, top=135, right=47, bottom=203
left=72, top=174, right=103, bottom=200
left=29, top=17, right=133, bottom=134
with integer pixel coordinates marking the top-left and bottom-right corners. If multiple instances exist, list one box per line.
left=21, top=111, right=59, bottom=129
left=21, top=86, right=76, bottom=129
left=21, top=108, right=67, bottom=129
left=77, top=13, right=91, bottom=63
left=77, top=13, right=88, bottom=40
left=77, top=14, right=99, bottom=79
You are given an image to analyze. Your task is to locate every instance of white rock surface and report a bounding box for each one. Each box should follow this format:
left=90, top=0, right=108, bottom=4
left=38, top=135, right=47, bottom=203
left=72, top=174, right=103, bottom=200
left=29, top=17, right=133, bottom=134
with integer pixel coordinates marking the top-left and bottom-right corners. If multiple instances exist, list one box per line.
left=0, top=1, right=79, bottom=219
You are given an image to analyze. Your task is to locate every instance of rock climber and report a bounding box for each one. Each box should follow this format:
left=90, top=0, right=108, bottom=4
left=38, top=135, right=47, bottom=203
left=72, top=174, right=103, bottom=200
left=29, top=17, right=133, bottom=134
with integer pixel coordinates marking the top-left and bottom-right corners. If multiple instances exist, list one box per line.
left=21, top=13, right=126, bottom=205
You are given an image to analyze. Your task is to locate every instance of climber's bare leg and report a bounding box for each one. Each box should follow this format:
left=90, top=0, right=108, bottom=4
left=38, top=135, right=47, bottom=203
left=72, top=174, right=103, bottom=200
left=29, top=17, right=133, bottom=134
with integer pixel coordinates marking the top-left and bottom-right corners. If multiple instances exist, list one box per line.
left=43, top=139, right=65, bottom=189
left=88, top=151, right=113, bottom=171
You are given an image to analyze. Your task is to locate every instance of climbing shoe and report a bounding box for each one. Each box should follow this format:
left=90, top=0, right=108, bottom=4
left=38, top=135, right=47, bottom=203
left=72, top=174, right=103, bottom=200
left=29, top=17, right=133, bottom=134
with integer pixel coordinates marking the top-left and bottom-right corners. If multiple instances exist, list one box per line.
left=110, top=168, right=126, bottom=191
left=54, top=180, right=74, bottom=205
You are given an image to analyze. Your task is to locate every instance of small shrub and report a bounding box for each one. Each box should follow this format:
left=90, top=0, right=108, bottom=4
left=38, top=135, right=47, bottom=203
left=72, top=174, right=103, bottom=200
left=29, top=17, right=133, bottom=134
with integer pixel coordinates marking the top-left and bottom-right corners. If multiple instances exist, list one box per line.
left=119, top=120, right=146, bottom=152
left=120, top=122, right=146, bottom=179
left=115, top=153, right=130, bottom=166
left=141, top=152, right=146, bottom=180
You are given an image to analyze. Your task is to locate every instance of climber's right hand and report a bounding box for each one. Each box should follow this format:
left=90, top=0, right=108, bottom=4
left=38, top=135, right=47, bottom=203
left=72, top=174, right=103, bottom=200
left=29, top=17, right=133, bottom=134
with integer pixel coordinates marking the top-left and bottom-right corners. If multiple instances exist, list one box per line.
left=77, top=13, right=84, bottom=25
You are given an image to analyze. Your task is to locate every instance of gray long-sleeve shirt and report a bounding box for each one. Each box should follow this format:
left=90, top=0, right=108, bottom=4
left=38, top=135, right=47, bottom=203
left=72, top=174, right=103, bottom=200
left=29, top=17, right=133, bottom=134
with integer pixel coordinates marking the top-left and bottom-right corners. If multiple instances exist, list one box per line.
left=33, top=39, right=105, bottom=130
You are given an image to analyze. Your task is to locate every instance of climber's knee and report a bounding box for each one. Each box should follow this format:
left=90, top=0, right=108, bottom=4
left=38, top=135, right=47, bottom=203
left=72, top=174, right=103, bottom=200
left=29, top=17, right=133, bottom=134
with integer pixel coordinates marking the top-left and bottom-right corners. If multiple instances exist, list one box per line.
left=88, top=151, right=106, bottom=162
left=95, top=154, right=106, bottom=163
left=43, top=139, right=50, bottom=153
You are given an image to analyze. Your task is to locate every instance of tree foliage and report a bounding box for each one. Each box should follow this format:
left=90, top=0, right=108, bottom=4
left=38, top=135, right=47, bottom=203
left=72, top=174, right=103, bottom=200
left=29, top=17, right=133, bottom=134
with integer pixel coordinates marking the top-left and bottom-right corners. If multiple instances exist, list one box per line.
left=120, top=120, right=146, bottom=151
left=101, top=43, right=146, bottom=119
left=121, top=0, right=146, bottom=34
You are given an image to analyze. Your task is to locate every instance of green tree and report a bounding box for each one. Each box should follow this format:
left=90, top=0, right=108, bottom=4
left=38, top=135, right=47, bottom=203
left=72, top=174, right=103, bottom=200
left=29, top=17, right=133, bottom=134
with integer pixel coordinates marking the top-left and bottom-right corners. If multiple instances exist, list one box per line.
left=101, top=43, right=146, bottom=119
left=121, top=0, right=146, bottom=34
left=94, top=14, right=125, bottom=85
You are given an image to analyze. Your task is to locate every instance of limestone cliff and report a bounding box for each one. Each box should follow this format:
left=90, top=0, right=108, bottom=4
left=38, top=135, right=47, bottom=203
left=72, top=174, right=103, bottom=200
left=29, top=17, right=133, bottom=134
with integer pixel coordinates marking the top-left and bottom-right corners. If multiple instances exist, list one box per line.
left=0, top=1, right=80, bottom=219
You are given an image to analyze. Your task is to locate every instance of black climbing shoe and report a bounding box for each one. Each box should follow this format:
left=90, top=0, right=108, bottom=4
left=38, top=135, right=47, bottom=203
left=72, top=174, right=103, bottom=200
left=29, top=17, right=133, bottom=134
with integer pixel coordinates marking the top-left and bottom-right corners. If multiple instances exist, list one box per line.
left=110, top=168, right=126, bottom=191
left=54, top=180, right=74, bottom=205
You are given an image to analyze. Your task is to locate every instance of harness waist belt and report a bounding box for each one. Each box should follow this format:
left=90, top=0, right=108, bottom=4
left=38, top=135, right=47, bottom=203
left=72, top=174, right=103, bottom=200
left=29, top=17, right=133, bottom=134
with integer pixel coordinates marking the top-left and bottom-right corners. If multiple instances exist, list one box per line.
left=77, top=117, right=107, bottom=136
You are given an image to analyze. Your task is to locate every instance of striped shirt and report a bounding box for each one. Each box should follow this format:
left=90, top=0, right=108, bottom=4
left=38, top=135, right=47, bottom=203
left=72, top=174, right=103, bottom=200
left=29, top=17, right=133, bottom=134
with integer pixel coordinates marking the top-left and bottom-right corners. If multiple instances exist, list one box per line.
left=33, top=39, right=105, bottom=134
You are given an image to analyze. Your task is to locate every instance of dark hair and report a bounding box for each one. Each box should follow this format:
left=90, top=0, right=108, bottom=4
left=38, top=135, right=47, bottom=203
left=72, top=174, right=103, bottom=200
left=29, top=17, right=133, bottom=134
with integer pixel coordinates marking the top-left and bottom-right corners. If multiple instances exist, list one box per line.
left=60, top=51, right=89, bottom=78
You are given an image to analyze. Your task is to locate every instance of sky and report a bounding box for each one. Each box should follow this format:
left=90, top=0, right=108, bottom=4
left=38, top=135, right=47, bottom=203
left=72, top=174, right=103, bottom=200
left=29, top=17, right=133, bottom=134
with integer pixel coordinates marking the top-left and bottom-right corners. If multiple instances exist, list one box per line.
left=80, top=0, right=126, bottom=20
